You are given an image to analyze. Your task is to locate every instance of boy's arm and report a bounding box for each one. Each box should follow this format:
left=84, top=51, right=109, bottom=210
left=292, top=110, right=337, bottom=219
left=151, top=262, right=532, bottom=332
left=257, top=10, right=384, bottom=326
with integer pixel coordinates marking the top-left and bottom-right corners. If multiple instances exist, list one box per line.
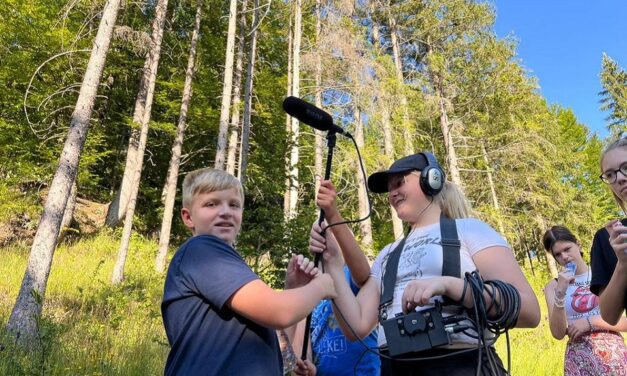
left=227, top=274, right=336, bottom=330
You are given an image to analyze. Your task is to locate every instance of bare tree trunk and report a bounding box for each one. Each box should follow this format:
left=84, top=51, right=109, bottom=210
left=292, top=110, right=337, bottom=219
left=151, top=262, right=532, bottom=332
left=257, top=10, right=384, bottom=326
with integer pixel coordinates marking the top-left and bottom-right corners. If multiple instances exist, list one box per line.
left=105, top=0, right=170, bottom=226
left=313, top=0, right=323, bottom=195
left=381, top=103, right=404, bottom=239
left=537, top=215, right=558, bottom=277
left=286, top=0, right=302, bottom=220
left=354, top=108, right=373, bottom=255
left=424, top=37, right=461, bottom=186
left=434, top=78, right=462, bottom=185
left=226, top=0, right=249, bottom=176
left=58, top=181, right=77, bottom=241
left=111, top=0, right=169, bottom=284
left=283, top=8, right=293, bottom=219
left=481, top=142, right=505, bottom=235
left=6, top=0, right=121, bottom=346
left=239, top=0, right=261, bottom=186
left=155, top=1, right=202, bottom=273
left=388, top=15, right=413, bottom=156
left=214, top=0, right=239, bottom=170
left=370, top=2, right=380, bottom=50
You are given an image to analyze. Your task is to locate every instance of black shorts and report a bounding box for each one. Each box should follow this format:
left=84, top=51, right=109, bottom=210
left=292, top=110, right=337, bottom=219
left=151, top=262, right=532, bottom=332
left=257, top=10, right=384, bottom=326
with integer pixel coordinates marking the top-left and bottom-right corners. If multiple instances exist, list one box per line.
left=380, top=346, right=507, bottom=376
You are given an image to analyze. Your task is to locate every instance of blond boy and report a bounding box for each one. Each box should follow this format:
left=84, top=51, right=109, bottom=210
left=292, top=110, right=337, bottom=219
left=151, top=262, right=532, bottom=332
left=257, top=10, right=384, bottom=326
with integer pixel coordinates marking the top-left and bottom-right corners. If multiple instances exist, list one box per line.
left=162, top=168, right=334, bottom=375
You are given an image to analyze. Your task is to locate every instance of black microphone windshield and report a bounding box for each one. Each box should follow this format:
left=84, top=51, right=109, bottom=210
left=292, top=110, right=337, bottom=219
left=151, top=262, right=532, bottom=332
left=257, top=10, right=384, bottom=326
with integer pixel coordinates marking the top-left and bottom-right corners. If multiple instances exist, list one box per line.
left=282, top=96, right=345, bottom=135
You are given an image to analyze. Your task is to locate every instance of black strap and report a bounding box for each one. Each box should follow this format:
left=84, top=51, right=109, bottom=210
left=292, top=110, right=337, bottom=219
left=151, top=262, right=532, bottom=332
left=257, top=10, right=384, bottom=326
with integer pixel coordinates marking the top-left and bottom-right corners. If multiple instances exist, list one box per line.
left=379, top=237, right=407, bottom=309
left=379, top=214, right=461, bottom=312
left=440, top=214, right=461, bottom=278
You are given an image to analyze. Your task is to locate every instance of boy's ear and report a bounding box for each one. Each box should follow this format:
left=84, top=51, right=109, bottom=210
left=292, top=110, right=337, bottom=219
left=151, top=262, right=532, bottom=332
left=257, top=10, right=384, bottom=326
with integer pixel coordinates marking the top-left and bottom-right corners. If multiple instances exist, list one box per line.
left=181, top=207, right=195, bottom=230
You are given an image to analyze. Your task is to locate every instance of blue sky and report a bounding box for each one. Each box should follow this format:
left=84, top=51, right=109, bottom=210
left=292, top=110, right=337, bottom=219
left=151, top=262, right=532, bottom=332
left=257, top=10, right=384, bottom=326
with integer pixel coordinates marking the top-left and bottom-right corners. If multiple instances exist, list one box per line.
left=493, top=1, right=627, bottom=138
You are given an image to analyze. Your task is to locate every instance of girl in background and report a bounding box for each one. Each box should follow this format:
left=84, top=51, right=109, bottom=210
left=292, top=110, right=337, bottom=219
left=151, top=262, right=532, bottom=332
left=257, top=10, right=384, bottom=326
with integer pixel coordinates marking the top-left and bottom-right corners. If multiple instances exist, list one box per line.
left=590, top=136, right=627, bottom=325
left=543, top=225, right=627, bottom=375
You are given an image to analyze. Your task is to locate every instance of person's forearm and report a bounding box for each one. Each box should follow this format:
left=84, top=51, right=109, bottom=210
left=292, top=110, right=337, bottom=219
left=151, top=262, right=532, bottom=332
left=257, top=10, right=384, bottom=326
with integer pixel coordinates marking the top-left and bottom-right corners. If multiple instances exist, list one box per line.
left=271, top=281, right=330, bottom=329
left=327, top=212, right=371, bottom=286
left=327, top=266, right=371, bottom=340
left=599, top=263, right=627, bottom=325
left=590, top=315, right=627, bottom=332
left=443, top=277, right=539, bottom=328
left=547, top=306, right=568, bottom=339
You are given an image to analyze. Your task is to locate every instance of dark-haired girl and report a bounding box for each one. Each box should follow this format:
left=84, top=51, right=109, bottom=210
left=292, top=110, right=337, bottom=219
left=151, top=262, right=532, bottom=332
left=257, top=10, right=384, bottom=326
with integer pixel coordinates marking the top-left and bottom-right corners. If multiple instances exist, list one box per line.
left=543, top=225, right=627, bottom=375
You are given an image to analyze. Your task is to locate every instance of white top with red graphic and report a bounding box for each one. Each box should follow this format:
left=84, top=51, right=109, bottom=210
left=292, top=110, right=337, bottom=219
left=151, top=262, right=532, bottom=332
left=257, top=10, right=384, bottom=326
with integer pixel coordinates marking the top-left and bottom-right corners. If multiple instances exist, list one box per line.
left=564, top=269, right=600, bottom=325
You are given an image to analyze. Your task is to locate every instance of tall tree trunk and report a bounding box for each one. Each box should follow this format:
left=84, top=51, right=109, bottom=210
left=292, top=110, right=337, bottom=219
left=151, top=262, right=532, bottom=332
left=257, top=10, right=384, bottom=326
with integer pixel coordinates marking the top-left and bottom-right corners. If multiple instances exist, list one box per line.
left=105, top=0, right=170, bottom=226
left=6, top=0, right=121, bottom=345
left=388, top=15, right=413, bottom=156
left=481, top=142, right=505, bottom=235
left=60, top=181, right=77, bottom=230
left=283, top=11, right=293, bottom=218
left=226, top=0, right=249, bottom=175
left=214, top=0, right=239, bottom=170
left=111, top=0, right=169, bottom=284
left=354, top=108, right=373, bottom=256
left=537, top=215, right=558, bottom=277
left=381, top=103, right=404, bottom=239
left=155, top=1, right=202, bottom=273
left=314, top=0, right=323, bottom=194
left=434, top=77, right=462, bottom=186
left=425, top=37, right=462, bottom=186
left=286, top=0, right=302, bottom=220
left=370, top=2, right=380, bottom=50
left=239, top=0, right=260, bottom=185
left=57, top=181, right=77, bottom=242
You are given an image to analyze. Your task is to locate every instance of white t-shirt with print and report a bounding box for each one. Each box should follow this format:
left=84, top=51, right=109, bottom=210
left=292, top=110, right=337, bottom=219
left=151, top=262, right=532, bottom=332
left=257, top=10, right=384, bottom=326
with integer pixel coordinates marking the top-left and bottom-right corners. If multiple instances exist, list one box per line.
left=370, top=218, right=510, bottom=347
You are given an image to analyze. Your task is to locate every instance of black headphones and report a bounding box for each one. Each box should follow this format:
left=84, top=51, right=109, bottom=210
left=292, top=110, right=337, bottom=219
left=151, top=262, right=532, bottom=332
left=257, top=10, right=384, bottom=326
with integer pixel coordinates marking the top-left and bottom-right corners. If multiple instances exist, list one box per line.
left=419, top=152, right=445, bottom=196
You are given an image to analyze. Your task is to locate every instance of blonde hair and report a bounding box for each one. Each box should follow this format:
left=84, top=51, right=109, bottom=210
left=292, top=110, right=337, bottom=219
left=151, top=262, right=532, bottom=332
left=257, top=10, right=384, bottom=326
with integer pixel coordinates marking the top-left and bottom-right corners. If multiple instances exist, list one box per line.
left=601, top=135, right=627, bottom=213
left=435, top=181, right=474, bottom=219
left=182, top=168, right=244, bottom=209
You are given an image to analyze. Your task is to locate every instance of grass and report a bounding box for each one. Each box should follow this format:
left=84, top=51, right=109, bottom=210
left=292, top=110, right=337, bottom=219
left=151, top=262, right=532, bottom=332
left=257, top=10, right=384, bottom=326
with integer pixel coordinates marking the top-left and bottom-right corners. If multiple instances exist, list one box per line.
left=0, top=230, right=169, bottom=375
left=0, top=233, right=570, bottom=375
left=495, top=271, right=566, bottom=375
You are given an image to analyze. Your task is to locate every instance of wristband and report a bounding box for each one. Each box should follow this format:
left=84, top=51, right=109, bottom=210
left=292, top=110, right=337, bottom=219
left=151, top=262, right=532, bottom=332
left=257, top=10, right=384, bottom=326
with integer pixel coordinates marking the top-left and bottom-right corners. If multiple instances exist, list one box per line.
left=586, top=316, right=593, bottom=332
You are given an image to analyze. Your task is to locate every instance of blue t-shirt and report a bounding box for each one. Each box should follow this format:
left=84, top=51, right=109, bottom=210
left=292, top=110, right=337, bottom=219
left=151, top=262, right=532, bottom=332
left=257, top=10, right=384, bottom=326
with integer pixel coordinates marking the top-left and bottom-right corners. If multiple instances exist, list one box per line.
left=311, top=267, right=380, bottom=376
left=161, top=235, right=282, bottom=376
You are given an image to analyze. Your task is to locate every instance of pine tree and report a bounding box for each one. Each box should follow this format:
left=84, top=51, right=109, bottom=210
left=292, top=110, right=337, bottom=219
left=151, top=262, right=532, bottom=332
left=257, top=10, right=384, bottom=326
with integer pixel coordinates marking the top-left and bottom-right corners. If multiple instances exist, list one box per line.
left=600, top=53, right=627, bottom=137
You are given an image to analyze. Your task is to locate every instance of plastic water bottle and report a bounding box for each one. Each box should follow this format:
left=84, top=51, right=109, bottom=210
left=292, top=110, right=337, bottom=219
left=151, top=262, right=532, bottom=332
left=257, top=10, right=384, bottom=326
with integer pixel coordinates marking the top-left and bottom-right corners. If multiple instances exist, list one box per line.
left=564, top=261, right=577, bottom=277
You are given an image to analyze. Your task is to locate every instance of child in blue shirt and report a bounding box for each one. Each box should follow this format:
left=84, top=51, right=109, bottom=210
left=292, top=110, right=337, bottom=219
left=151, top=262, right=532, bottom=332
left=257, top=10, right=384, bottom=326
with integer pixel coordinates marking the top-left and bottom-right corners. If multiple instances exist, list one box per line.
left=162, top=168, right=335, bottom=375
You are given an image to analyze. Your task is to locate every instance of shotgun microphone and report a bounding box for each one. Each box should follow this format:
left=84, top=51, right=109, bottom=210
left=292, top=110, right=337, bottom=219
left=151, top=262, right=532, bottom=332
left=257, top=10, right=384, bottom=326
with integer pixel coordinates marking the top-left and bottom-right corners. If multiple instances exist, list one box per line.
left=282, top=96, right=348, bottom=136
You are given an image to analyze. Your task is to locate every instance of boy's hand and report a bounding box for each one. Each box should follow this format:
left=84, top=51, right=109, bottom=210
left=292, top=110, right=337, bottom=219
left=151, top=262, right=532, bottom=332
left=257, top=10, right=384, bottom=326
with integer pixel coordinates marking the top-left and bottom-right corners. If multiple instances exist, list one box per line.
left=293, top=358, right=316, bottom=375
left=285, top=254, right=319, bottom=289
left=316, top=180, right=341, bottom=222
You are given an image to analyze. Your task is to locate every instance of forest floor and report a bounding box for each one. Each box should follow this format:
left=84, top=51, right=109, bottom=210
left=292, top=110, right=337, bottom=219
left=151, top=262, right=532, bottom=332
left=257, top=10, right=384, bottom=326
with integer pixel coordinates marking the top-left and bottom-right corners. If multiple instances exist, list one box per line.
left=0, top=186, right=108, bottom=247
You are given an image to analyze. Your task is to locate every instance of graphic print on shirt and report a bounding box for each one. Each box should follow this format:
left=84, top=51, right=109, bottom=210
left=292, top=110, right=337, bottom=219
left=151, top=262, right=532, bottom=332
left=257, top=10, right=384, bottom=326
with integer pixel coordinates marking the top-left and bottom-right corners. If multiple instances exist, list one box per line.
left=392, top=233, right=441, bottom=305
left=571, top=285, right=599, bottom=314
left=312, top=304, right=347, bottom=359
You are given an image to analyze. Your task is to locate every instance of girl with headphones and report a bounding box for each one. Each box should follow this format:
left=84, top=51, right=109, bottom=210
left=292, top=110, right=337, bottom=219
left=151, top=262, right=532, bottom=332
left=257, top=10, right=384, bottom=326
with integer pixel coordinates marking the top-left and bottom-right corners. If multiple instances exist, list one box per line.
left=591, top=135, right=627, bottom=326
left=309, top=152, right=540, bottom=375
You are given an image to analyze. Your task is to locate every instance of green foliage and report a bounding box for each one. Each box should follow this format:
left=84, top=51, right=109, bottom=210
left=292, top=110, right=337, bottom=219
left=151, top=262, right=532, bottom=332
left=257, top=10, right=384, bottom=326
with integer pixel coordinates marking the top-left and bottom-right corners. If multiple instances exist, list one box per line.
left=600, top=54, right=627, bottom=137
